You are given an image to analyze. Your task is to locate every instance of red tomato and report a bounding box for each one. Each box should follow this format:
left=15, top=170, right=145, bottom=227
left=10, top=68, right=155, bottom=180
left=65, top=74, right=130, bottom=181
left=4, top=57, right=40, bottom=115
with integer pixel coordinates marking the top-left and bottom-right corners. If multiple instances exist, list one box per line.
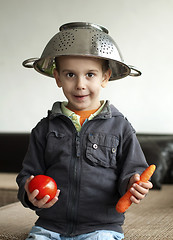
left=28, top=175, right=57, bottom=203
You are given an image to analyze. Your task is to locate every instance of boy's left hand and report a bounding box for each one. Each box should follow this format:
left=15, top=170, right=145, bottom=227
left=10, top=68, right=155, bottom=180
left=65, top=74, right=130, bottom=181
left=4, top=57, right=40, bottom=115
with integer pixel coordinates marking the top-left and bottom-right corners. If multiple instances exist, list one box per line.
left=128, top=174, right=153, bottom=204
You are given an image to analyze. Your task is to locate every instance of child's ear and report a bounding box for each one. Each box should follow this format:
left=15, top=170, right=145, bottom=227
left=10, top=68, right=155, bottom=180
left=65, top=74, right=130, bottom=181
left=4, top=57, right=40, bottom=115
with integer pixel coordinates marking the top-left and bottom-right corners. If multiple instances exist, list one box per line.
left=53, top=69, right=62, bottom=88
left=101, top=68, right=112, bottom=88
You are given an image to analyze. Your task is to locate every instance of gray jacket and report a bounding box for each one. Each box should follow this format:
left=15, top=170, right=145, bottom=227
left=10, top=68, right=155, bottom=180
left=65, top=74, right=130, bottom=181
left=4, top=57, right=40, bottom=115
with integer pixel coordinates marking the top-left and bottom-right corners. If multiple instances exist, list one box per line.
left=16, top=101, right=148, bottom=236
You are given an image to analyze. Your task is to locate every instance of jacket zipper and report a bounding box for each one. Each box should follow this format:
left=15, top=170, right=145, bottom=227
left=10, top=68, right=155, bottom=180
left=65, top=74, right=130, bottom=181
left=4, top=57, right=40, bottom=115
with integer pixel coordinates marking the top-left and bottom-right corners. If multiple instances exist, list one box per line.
left=61, top=115, right=81, bottom=236
left=65, top=117, right=102, bottom=235
left=66, top=131, right=81, bottom=236
left=61, top=116, right=103, bottom=236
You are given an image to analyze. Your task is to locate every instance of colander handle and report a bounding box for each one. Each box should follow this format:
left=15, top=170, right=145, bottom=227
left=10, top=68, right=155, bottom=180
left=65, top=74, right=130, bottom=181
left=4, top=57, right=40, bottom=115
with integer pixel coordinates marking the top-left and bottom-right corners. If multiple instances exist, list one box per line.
left=22, top=58, right=39, bottom=68
left=128, top=65, right=142, bottom=77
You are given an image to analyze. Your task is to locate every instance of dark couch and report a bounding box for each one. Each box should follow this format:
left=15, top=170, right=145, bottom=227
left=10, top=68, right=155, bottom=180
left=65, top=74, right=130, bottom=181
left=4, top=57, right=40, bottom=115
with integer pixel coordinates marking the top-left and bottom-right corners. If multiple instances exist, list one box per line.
left=1, top=133, right=173, bottom=189
left=0, top=133, right=173, bottom=239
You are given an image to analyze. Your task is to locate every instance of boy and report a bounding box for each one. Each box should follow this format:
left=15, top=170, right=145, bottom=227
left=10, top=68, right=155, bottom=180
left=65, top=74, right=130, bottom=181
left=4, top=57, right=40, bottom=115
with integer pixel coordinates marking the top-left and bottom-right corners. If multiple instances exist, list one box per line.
left=17, top=22, right=152, bottom=240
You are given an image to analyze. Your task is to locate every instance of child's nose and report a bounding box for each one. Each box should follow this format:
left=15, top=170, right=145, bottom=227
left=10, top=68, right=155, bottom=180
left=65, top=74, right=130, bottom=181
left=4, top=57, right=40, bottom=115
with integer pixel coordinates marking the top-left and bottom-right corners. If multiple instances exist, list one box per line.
left=76, top=76, right=86, bottom=90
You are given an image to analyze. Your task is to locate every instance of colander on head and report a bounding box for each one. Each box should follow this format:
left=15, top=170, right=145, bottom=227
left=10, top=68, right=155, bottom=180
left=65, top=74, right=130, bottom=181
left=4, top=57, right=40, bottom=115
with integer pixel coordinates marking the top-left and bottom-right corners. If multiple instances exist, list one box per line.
left=23, top=22, right=141, bottom=80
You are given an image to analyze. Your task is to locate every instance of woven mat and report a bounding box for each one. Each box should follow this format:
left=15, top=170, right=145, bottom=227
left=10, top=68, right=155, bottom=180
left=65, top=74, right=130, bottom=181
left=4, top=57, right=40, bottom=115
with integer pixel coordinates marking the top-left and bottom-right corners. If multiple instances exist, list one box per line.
left=0, top=185, right=172, bottom=240
left=123, top=185, right=173, bottom=240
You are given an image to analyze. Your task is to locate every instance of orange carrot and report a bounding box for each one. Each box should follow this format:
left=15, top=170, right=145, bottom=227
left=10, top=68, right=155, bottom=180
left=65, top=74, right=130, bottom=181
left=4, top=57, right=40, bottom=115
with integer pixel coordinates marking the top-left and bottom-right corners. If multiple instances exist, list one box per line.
left=116, top=164, right=156, bottom=213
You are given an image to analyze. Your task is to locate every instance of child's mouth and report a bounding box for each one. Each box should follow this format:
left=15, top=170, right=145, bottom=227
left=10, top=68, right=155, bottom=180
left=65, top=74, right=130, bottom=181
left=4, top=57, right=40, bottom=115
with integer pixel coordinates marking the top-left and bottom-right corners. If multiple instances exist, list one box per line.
left=74, top=95, right=89, bottom=101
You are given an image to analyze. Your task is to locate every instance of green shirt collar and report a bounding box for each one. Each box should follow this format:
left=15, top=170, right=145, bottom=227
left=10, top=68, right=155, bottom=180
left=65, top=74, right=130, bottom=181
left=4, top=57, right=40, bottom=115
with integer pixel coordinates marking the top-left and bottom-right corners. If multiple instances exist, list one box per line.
left=61, top=101, right=106, bottom=131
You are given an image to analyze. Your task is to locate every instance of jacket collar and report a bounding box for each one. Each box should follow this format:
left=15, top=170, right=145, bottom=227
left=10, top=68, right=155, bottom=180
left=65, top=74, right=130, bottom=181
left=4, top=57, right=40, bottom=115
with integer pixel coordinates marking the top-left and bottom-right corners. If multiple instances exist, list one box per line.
left=49, top=100, right=123, bottom=120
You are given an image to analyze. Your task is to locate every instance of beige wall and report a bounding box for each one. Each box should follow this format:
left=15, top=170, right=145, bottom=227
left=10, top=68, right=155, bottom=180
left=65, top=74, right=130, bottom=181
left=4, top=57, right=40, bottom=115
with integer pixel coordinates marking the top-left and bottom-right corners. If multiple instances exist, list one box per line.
left=1, top=0, right=173, bottom=133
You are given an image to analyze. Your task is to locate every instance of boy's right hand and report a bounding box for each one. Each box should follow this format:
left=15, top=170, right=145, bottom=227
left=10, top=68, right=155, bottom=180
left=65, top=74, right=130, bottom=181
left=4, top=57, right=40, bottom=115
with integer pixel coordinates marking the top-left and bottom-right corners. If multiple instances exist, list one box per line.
left=24, top=176, right=60, bottom=209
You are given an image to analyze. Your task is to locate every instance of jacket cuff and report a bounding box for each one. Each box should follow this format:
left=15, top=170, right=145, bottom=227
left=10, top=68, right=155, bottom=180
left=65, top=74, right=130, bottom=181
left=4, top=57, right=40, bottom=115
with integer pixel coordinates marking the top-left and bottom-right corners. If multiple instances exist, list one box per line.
left=118, top=173, right=135, bottom=196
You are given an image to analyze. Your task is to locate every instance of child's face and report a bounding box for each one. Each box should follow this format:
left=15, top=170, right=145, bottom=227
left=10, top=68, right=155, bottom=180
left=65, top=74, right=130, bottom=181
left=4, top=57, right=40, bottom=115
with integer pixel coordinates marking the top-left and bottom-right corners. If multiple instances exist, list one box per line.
left=54, top=56, right=111, bottom=111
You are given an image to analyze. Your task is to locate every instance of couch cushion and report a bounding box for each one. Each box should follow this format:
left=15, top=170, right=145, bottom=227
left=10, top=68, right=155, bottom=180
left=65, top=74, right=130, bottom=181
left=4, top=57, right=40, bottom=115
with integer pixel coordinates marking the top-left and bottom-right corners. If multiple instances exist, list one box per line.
left=124, top=185, right=173, bottom=239
left=0, top=202, right=37, bottom=240
left=0, top=173, right=18, bottom=190
left=137, top=135, right=173, bottom=189
left=0, top=185, right=172, bottom=240
left=0, top=173, right=18, bottom=207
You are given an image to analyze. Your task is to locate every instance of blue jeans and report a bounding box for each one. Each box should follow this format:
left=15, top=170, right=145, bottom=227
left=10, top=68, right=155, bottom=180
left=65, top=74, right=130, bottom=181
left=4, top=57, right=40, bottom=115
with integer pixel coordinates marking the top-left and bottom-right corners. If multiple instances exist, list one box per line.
left=26, top=226, right=124, bottom=240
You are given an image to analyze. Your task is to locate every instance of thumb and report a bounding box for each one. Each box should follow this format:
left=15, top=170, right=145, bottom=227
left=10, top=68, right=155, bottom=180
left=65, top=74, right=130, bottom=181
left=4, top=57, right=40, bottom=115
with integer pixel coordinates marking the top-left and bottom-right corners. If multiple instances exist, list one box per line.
left=128, top=174, right=140, bottom=189
left=133, top=173, right=140, bottom=183
left=24, top=175, right=34, bottom=192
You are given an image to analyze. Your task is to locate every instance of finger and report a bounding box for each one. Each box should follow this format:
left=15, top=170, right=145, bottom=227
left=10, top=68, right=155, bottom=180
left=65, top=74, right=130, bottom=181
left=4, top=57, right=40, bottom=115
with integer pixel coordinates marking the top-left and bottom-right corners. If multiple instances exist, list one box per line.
left=139, top=181, right=153, bottom=189
left=28, top=189, right=39, bottom=203
left=26, top=175, right=35, bottom=184
left=42, top=190, right=60, bottom=208
left=36, top=195, right=50, bottom=208
left=130, top=195, right=141, bottom=204
left=55, top=189, right=61, bottom=197
left=130, top=186, right=145, bottom=201
left=30, top=190, right=61, bottom=208
left=128, top=174, right=140, bottom=189
left=133, top=174, right=140, bottom=182
left=133, top=183, right=149, bottom=195
left=43, top=196, right=59, bottom=208
left=24, top=175, right=34, bottom=193
left=25, top=175, right=34, bottom=188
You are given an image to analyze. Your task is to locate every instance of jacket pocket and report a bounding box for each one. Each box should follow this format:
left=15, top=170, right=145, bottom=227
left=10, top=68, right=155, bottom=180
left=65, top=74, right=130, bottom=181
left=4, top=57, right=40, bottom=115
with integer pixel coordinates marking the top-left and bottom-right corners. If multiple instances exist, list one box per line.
left=86, top=133, right=119, bottom=168
left=46, top=130, right=66, bottom=152
left=46, top=131, right=65, bottom=139
left=45, top=130, right=67, bottom=167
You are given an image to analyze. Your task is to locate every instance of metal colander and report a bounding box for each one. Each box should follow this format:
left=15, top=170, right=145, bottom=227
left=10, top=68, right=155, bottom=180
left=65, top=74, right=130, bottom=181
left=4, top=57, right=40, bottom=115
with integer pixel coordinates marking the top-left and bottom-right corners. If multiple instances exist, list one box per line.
left=23, top=22, right=141, bottom=80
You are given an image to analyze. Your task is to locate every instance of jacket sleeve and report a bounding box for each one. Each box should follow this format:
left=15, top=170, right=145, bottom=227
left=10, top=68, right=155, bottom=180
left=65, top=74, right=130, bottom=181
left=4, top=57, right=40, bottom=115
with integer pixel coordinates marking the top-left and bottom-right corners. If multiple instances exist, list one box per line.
left=16, top=118, right=48, bottom=209
left=117, top=125, right=148, bottom=197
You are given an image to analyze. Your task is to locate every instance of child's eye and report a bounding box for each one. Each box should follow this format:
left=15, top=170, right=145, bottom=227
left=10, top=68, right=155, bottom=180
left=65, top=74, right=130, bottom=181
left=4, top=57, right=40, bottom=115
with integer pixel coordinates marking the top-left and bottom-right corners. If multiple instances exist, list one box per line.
left=67, top=73, right=75, bottom=78
left=86, top=73, right=94, bottom=78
